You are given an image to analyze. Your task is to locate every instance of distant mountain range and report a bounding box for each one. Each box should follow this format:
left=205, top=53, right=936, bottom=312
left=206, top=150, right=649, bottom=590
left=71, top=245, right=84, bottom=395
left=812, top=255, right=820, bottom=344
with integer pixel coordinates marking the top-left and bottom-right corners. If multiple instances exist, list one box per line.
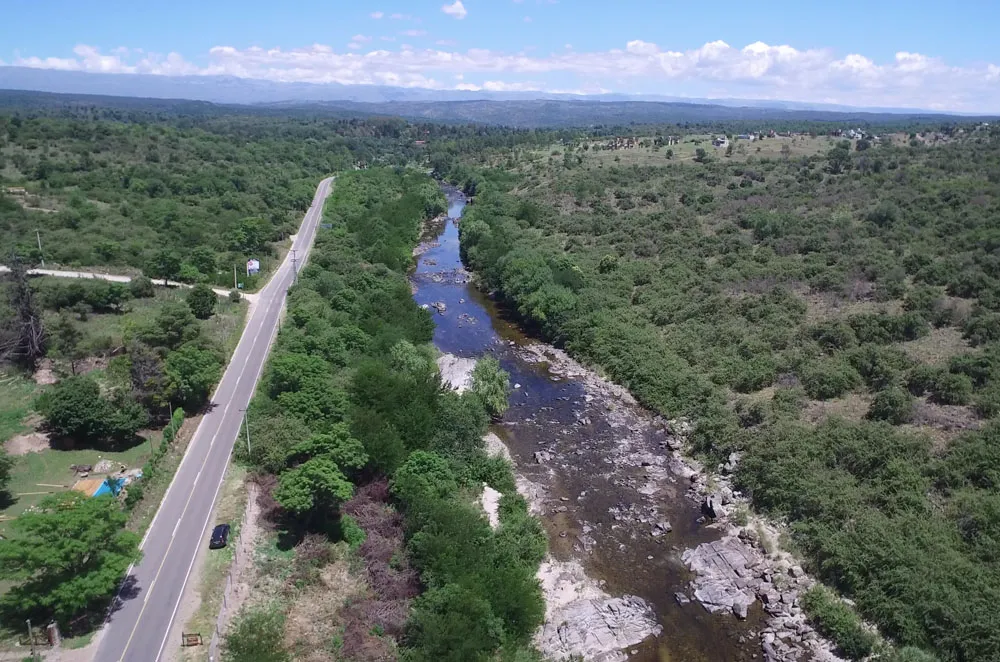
left=0, top=66, right=965, bottom=113
left=0, top=67, right=995, bottom=128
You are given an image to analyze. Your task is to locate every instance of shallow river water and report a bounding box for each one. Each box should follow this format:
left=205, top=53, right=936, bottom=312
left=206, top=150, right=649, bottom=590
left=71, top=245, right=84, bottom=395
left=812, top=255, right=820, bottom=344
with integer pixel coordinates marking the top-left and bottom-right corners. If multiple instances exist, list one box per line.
left=411, top=188, right=761, bottom=662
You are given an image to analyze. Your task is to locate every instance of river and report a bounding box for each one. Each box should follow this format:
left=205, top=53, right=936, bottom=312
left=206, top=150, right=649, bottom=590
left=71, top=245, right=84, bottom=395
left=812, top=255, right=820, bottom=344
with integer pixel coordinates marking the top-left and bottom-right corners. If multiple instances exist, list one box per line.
left=411, top=187, right=761, bottom=662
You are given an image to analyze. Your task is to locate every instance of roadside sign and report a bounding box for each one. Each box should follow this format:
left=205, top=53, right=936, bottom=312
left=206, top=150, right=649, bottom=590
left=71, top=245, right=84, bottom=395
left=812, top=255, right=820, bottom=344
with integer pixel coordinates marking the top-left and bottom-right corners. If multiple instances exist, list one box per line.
left=246, top=258, right=260, bottom=275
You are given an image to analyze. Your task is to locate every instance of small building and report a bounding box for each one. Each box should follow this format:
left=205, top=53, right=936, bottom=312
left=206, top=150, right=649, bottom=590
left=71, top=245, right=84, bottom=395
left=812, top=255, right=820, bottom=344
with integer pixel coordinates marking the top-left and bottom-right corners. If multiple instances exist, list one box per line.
left=5, top=187, right=26, bottom=196
left=713, top=136, right=729, bottom=148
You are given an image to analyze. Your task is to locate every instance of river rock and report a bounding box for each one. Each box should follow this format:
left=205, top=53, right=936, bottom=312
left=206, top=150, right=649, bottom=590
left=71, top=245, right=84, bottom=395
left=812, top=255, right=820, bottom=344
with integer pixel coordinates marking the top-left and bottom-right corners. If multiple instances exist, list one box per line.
left=535, top=559, right=661, bottom=662
left=436, top=353, right=477, bottom=393
left=534, top=451, right=553, bottom=464
left=682, top=537, right=758, bottom=616
left=702, top=494, right=727, bottom=519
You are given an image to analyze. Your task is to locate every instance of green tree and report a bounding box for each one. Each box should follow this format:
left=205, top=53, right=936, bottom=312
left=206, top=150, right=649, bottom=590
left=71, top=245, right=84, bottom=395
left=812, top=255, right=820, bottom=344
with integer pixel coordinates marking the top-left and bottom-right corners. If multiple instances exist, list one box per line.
left=0, top=492, right=141, bottom=625
left=36, top=375, right=145, bottom=446
left=189, top=246, right=218, bottom=277
left=0, top=451, right=13, bottom=496
left=186, top=283, right=217, bottom=320
left=235, top=414, right=311, bottom=473
left=391, top=450, right=458, bottom=506
left=134, top=301, right=201, bottom=350
left=470, top=357, right=511, bottom=420
left=404, top=583, right=503, bottom=662
left=164, top=344, right=222, bottom=408
left=146, top=249, right=182, bottom=285
left=289, top=425, right=368, bottom=475
left=273, top=456, right=354, bottom=517
left=50, top=312, right=84, bottom=374
left=36, top=375, right=107, bottom=441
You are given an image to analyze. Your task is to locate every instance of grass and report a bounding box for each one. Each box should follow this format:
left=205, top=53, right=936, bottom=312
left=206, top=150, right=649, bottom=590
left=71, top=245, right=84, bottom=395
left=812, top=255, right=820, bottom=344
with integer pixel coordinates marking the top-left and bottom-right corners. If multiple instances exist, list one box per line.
left=36, top=278, right=247, bottom=356
left=124, top=420, right=191, bottom=534
left=0, top=440, right=153, bottom=537
left=900, top=326, right=971, bottom=365
left=536, top=134, right=834, bottom=169
left=0, top=284, right=247, bottom=540
left=0, top=372, right=39, bottom=445
left=62, top=631, right=94, bottom=649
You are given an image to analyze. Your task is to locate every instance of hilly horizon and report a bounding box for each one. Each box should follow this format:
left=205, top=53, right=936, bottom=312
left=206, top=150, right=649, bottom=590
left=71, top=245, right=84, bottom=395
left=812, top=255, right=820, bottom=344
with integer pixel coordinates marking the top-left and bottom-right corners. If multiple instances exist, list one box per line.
left=0, top=66, right=983, bottom=118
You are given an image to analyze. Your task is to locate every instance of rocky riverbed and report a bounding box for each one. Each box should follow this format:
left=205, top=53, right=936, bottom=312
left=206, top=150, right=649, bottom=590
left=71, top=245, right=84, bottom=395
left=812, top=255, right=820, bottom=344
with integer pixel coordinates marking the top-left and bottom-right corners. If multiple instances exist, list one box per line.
left=416, top=187, right=845, bottom=662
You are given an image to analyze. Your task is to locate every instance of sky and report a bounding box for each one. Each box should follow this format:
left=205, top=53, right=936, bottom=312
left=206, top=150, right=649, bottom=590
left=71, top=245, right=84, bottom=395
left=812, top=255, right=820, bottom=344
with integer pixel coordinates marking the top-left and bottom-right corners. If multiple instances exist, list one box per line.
left=2, top=0, right=1000, bottom=111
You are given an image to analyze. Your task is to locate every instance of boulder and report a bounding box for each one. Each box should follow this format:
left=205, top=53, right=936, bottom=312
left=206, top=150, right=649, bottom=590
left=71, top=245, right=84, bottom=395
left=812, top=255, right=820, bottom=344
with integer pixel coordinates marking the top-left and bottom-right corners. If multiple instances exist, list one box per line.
left=702, top=494, right=727, bottom=519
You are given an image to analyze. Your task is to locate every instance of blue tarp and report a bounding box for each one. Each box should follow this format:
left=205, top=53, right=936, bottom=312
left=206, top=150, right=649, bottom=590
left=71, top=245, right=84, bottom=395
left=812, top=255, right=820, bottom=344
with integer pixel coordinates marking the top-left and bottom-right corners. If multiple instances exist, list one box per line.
left=91, top=470, right=142, bottom=497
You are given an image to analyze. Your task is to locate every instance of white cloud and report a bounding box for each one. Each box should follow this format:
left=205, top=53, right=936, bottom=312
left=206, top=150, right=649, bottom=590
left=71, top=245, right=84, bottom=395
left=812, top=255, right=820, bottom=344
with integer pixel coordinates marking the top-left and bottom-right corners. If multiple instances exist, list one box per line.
left=11, top=40, right=1000, bottom=111
left=389, top=13, right=410, bottom=20
left=348, top=35, right=372, bottom=50
left=401, top=29, right=427, bottom=37
left=370, top=11, right=384, bottom=19
left=442, top=1, right=467, bottom=19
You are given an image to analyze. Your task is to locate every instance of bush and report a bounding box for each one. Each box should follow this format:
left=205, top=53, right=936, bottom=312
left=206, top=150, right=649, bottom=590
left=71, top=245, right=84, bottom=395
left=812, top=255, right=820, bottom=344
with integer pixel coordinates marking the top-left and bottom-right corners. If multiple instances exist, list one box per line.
left=771, top=386, right=806, bottom=418
left=223, top=604, right=290, bottom=662
left=905, top=364, right=943, bottom=396
left=801, top=585, right=877, bottom=660
left=867, top=386, right=914, bottom=424
left=888, top=648, right=940, bottom=662
left=339, top=513, right=366, bottom=549
left=128, top=275, right=155, bottom=298
left=799, top=357, right=861, bottom=400
left=931, top=372, right=974, bottom=405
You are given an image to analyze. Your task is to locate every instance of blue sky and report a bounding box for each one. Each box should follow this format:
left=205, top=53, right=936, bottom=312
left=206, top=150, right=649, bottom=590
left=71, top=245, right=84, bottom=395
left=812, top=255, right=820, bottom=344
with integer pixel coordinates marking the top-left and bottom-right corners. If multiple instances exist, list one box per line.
left=3, top=0, right=1000, bottom=110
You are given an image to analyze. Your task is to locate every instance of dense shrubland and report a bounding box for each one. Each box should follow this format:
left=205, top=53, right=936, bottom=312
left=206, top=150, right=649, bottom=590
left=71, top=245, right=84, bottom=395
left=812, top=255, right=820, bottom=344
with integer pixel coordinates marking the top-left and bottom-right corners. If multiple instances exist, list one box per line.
left=455, top=127, right=1000, bottom=661
left=226, top=168, right=545, bottom=662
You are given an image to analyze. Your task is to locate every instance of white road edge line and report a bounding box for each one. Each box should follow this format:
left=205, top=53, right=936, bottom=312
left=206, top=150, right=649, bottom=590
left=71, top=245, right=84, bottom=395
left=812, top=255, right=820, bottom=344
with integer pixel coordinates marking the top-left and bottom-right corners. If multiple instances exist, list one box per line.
left=101, top=177, right=333, bottom=642
left=153, top=283, right=287, bottom=662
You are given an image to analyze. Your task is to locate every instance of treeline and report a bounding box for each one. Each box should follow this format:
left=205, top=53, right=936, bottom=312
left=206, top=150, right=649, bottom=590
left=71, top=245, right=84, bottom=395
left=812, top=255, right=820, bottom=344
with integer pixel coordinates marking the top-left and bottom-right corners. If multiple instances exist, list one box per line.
left=225, top=168, right=545, bottom=662
left=455, top=130, right=1000, bottom=660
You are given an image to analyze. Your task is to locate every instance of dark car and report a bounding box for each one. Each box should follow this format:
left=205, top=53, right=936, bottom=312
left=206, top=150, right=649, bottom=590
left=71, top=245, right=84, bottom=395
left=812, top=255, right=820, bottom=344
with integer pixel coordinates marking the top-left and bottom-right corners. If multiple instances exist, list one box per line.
left=209, top=523, right=231, bottom=549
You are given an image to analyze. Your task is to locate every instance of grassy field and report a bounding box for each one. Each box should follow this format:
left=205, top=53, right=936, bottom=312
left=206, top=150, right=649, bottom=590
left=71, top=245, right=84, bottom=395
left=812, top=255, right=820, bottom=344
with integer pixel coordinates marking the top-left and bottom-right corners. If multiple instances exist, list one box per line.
left=0, top=372, right=38, bottom=446
left=36, top=278, right=247, bottom=358
left=529, top=134, right=837, bottom=170
left=0, top=284, right=247, bottom=538
left=0, top=439, right=154, bottom=537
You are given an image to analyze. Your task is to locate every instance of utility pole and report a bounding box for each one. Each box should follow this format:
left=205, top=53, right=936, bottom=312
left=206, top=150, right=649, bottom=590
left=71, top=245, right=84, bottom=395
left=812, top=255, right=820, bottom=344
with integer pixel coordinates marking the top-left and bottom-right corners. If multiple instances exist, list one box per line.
left=233, top=264, right=238, bottom=290
left=290, top=249, right=299, bottom=284
left=240, top=408, right=251, bottom=457
left=35, top=230, right=44, bottom=268
left=26, top=619, right=35, bottom=659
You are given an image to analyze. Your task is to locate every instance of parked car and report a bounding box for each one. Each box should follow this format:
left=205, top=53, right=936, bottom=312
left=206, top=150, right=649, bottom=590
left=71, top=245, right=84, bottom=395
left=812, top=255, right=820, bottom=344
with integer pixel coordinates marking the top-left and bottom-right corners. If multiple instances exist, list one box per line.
left=209, top=523, right=231, bottom=549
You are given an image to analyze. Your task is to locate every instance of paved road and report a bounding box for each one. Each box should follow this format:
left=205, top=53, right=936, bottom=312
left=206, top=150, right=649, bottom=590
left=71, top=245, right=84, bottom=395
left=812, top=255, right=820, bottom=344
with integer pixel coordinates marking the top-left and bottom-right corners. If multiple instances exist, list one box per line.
left=0, top=265, right=253, bottom=301
left=95, top=176, right=335, bottom=662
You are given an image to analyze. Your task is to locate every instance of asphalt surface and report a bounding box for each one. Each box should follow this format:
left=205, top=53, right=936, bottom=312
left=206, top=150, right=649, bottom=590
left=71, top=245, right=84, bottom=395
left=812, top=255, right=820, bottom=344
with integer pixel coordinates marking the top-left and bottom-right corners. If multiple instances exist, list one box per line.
left=95, top=176, right=334, bottom=662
